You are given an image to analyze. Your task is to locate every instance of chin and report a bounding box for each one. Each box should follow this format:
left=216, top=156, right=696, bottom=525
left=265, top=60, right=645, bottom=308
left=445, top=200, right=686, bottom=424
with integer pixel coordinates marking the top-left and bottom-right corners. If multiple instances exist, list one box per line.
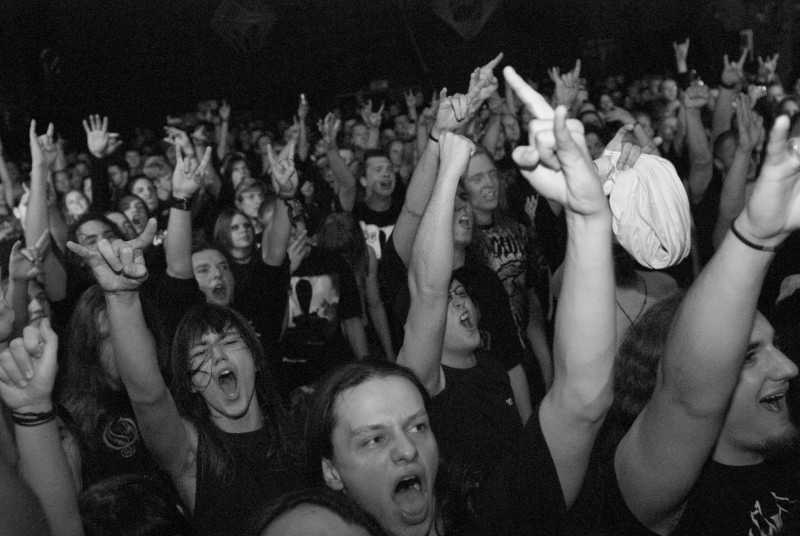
left=762, top=425, right=800, bottom=459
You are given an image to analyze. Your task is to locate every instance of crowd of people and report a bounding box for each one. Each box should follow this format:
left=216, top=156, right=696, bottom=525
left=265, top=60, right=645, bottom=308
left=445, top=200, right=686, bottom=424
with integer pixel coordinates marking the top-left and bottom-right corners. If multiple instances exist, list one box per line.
left=0, top=37, right=799, bottom=536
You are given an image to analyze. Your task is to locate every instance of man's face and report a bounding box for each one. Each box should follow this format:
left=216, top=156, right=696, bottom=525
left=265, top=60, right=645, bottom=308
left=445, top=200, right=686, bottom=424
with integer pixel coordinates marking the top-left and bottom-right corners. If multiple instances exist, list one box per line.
left=501, top=114, right=520, bottom=142
left=325, top=376, right=438, bottom=536
left=108, top=165, right=129, bottom=188
left=76, top=220, right=116, bottom=251
left=388, top=141, right=404, bottom=167
left=123, top=198, right=149, bottom=234
left=462, top=153, right=498, bottom=221
left=361, top=156, right=395, bottom=199
left=660, top=79, right=679, bottom=101
left=716, top=314, right=799, bottom=463
left=132, top=178, right=158, bottom=212
left=192, top=249, right=235, bottom=306
left=125, top=150, right=142, bottom=170
left=106, top=211, right=137, bottom=240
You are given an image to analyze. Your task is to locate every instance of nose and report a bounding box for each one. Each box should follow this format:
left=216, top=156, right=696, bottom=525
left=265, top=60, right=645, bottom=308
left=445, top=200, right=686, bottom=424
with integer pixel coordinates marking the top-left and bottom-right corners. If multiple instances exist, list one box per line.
left=391, top=430, right=418, bottom=463
left=209, top=341, right=228, bottom=364
left=769, top=347, right=799, bottom=381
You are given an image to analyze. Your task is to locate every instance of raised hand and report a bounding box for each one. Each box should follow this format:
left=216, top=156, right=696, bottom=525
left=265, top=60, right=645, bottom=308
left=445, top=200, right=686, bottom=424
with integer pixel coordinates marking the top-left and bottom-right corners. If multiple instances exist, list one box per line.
left=433, top=89, right=472, bottom=137
left=172, top=145, right=212, bottom=198
left=297, top=93, right=309, bottom=121
left=721, top=49, right=748, bottom=88
left=360, top=100, right=384, bottom=129
left=0, top=319, right=58, bottom=408
left=737, top=115, right=800, bottom=245
left=757, top=53, right=779, bottom=82
left=219, top=99, right=231, bottom=122
left=673, top=38, right=690, bottom=70
left=82, top=114, right=121, bottom=159
left=735, top=93, right=764, bottom=152
left=66, top=219, right=157, bottom=294
left=29, top=120, right=58, bottom=168
left=163, top=126, right=194, bottom=157
left=467, top=52, right=503, bottom=113
left=404, top=88, right=418, bottom=119
left=548, top=59, right=581, bottom=109
left=267, top=144, right=298, bottom=198
left=682, top=84, right=710, bottom=108
left=318, top=112, right=341, bottom=147
left=9, top=231, right=50, bottom=283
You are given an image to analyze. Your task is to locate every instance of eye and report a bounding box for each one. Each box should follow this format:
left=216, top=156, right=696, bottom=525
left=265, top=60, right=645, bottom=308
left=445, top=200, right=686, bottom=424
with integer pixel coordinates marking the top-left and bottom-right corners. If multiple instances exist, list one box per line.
left=363, top=435, right=385, bottom=448
left=410, top=421, right=428, bottom=433
left=219, top=263, right=230, bottom=272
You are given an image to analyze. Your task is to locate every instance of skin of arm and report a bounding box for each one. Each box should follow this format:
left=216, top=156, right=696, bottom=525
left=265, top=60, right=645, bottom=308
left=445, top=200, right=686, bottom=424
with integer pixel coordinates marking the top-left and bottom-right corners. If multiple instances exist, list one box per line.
left=342, top=317, right=369, bottom=360
left=0, top=142, right=15, bottom=209
left=397, top=132, right=474, bottom=395
left=681, top=90, right=714, bottom=204
left=504, top=67, right=616, bottom=507
left=507, top=363, right=533, bottom=424
left=364, top=246, right=395, bottom=361
left=27, top=121, right=66, bottom=303
left=263, top=147, right=297, bottom=267
left=0, top=321, right=84, bottom=536
left=711, top=88, right=737, bottom=143
left=615, top=115, right=799, bottom=533
left=325, top=146, right=357, bottom=212
left=480, top=111, right=502, bottom=155
left=6, top=238, right=48, bottom=337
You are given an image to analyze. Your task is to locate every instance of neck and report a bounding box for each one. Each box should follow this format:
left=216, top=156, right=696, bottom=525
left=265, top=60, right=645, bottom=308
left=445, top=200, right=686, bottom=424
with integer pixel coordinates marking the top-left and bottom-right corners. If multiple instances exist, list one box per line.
left=441, top=348, right=477, bottom=369
left=231, top=248, right=251, bottom=263
left=214, top=399, right=264, bottom=434
left=365, top=193, right=391, bottom=212
left=474, top=209, right=493, bottom=226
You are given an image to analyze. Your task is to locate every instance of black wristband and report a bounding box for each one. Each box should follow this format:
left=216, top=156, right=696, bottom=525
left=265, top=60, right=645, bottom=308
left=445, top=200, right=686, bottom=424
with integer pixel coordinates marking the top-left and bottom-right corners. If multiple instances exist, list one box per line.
left=720, top=81, right=737, bottom=90
left=429, top=132, right=439, bottom=143
left=278, top=192, right=295, bottom=201
left=171, top=196, right=193, bottom=211
left=11, top=408, right=57, bottom=427
left=730, top=220, right=779, bottom=252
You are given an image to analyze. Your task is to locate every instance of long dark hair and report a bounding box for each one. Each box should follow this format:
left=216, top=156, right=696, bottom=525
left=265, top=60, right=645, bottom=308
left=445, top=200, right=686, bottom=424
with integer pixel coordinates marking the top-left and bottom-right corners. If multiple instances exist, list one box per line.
left=170, top=304, right=300, bottom=484
left=213, top=207, right=253, bottom=257
left=317, top=212, right=368, bottom=292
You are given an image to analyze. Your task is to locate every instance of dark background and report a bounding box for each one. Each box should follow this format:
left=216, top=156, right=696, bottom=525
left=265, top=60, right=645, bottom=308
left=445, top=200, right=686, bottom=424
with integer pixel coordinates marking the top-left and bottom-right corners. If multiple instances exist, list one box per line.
left=1, top=0, right=798, bottom=154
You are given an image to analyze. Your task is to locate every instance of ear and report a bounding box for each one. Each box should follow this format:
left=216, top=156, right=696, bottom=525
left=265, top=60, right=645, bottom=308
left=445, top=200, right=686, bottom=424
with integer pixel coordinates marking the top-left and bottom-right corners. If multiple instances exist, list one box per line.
left=359, top=175, right=368, bottom=189
left=321, top=458, right=344, bottom=491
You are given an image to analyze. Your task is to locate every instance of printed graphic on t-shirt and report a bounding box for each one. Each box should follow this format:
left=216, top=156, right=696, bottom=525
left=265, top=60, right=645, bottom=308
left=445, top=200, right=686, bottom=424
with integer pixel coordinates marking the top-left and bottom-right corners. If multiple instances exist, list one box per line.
left=482, top=227, right=527, bottom=332
left=748, top=492, right=797, bottom=536
left=287, top=274, right=340, bottom=344
left=102, top=416, right=140, bottom=458
left=360, top=221, right=394, bottom=260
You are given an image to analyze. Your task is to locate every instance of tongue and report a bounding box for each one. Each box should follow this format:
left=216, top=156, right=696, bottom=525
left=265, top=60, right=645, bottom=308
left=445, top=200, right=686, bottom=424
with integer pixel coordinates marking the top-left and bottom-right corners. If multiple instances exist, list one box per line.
left=218, top=373, right=238, bottom=398
left=394, top=483, right=426, bottom=516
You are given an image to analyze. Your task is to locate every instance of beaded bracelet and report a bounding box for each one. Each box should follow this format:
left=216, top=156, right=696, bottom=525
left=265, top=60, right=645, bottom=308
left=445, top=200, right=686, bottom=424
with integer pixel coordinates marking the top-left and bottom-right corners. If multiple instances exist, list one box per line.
left=11, top=408, right=57, bottom=427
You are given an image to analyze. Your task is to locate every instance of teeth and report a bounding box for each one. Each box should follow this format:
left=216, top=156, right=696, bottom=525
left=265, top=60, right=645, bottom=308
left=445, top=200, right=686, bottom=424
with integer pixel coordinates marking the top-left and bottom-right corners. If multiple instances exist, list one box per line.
left=460, top=312, right=469, bottom=321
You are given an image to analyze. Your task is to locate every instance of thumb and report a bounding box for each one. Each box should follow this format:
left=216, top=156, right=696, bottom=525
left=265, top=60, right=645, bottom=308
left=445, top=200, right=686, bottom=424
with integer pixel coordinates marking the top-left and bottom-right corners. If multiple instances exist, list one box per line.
left=39, top=318, right=58, bottom=366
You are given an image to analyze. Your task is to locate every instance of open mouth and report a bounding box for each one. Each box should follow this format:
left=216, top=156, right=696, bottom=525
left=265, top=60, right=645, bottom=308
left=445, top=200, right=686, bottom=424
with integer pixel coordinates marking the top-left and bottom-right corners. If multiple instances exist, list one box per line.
left=760, top=393, right=787, bottom=412
left=393, top=474, right=428, bottom=522
left=211, top=283, right=227, bottom=298
left=459, top=311, right=474, bottom=329
left=216, top=368, right=239, bottom=398
left=458, top=214, right=471, bottom=228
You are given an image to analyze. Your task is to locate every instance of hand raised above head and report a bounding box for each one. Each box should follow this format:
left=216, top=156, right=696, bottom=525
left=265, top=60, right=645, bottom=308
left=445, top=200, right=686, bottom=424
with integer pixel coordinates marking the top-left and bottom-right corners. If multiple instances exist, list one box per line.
left=267, top=144, right=298, bottom=197
left=82, top=114, right=121, bottom=159
left=29, top=120, right=58, bottom=167
left=0, top=319, right=58, bottom=410
left=172, top=145, right=212, bottom=198
left=721, top=48, right=748, bottom=87
left=66, top=219, right=156, bottom=294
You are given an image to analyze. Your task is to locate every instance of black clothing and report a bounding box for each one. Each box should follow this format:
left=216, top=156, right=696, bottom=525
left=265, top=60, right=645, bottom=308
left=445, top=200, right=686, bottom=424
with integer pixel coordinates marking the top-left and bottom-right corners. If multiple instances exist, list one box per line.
left=431, top=360, right=522, bottom=483
left=353, top=197, right=402, bottom=261
left=191, top=426, right=301, bottom=536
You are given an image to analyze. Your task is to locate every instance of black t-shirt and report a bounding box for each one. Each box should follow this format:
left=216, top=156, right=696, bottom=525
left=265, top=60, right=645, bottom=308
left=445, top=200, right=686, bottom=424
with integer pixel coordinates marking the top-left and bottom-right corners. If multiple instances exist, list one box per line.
left=592, top=456, right=800, bottom=536
left=192, top=426, right=302, bottom=536
left=353, top=197, right=403, bottom=261
left=431, top=360, right=522, bottom=483
left=276, top=247, right=362, bottom=393
left=466, top=407, right=567, bottom=535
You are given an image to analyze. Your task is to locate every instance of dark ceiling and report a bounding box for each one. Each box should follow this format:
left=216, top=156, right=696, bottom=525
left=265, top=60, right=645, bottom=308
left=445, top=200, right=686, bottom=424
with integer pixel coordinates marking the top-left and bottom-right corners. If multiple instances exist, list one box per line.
left=0, top=0, right=773, bottom=146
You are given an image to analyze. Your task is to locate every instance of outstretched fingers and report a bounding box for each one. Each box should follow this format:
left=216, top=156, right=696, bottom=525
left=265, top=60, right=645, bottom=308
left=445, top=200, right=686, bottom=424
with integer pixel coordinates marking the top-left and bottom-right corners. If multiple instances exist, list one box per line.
left=503, top=66, right=554, bottom=120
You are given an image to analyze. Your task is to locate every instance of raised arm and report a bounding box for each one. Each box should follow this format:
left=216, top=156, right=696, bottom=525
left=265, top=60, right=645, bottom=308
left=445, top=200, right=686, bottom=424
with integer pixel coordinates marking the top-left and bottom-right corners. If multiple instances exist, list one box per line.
left=0, top=136, right=15, bottom=209
left=616, top=114, right=800, bottom=532
left=505, top=67, right=615, bottom=507
left=166, top=145, right=211, bottom=279
left=712, top=94, right=763, bottom=249
left=393, top=54, right=503, bottom=265
left=7, top=235, right=50, bottom=337
left=360, top=101, right=383, bottom=150
left=264, top=144, right=298, bottom=267
left=66, top=221, right=197, bottom=507
left=364, top=246, right=395, bottom=361
left=0, top=319, right=84, bottom=536
left=296, top=94, right=310, bottom=162
left=27, top=121, right=66, bottom=303
left=680, top=85, right=714, bottom=204
left=397, top=132, right=474, bottom=394
left=216, top=100, right=231, bottom=161
left=318, top=113, right=357, bottom=212
left=712, top=51, right=747, bottom=142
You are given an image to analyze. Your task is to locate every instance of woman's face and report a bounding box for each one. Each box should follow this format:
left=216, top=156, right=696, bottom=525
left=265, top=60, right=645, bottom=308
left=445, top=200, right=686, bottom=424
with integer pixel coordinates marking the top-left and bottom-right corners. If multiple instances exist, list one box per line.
left=238, top=190, right=265, bottom=219
left=230, top=213, right=254, bottom=250
left=231, top=160, right=251, bottom=187
left=65, top=190, right=89, bottom=219
left=388, top=141, right=404, bottom=167
left=300, top=180, right=315, bottom=199
left=132, top=178, right=158, bottom=212
left=54, top=171, right=72, bottom=194
left=599, top=94, right=615, bottom=112
left=123, top=198, right=149, bottom=234
left=443, top=279, right=480, bottom=353
left=502, top=114, right=521, bottom=142
left=27, top=280, right=50, bottom=327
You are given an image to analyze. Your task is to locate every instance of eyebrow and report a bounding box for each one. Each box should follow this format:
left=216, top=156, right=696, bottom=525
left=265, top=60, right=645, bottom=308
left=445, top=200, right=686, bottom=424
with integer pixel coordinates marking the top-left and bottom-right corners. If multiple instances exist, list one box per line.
left=347, top=409, right=427, bottom=438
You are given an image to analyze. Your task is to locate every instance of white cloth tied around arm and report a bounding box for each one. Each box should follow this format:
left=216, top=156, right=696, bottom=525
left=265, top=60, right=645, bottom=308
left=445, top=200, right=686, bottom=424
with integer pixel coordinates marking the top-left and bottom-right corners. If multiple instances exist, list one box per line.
left=594, top=150, right=691, bottom=269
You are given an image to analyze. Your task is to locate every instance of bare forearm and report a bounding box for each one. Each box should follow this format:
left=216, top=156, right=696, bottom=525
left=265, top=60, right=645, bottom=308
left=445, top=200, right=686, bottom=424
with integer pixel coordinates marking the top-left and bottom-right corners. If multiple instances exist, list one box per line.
left=326, top=147, right=356, bottom=212
left=713, top=151, right=751, bottom=249
left=712, top=88, right=736, bottom=143
left=343, top=318, right=369, bottom=359
left=165, top=208, right=194, bottom=279
left=368, top=302, right=395, bottom=361
left=264, top=198, right=291, bottom=266
left=0, top=155, right=13, bottom=209
left=684, top=108, right=713, bottom=203
left=480, top=114, right=501, bottom=155
left=7, top=279, right=30, bottom=337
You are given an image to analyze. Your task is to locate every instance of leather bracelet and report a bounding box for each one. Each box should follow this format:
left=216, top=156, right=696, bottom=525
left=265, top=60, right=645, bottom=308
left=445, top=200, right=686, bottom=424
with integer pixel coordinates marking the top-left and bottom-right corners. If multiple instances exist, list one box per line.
left=730, top=220, right=779, bottom=252
left=170, top=196, right=193, bottom=211
left=11, top=408, right=57, bottom=427
left=278, top=192, right=296, bottom=201
left=720, top=81, right=737, bottom=90
left=429, top=132, right=439, bottom=143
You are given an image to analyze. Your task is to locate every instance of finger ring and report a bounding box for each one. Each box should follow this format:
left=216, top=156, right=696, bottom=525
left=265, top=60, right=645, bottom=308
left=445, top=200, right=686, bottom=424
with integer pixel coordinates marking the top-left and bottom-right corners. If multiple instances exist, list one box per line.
left=788, top=137, right=800, bottom=159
